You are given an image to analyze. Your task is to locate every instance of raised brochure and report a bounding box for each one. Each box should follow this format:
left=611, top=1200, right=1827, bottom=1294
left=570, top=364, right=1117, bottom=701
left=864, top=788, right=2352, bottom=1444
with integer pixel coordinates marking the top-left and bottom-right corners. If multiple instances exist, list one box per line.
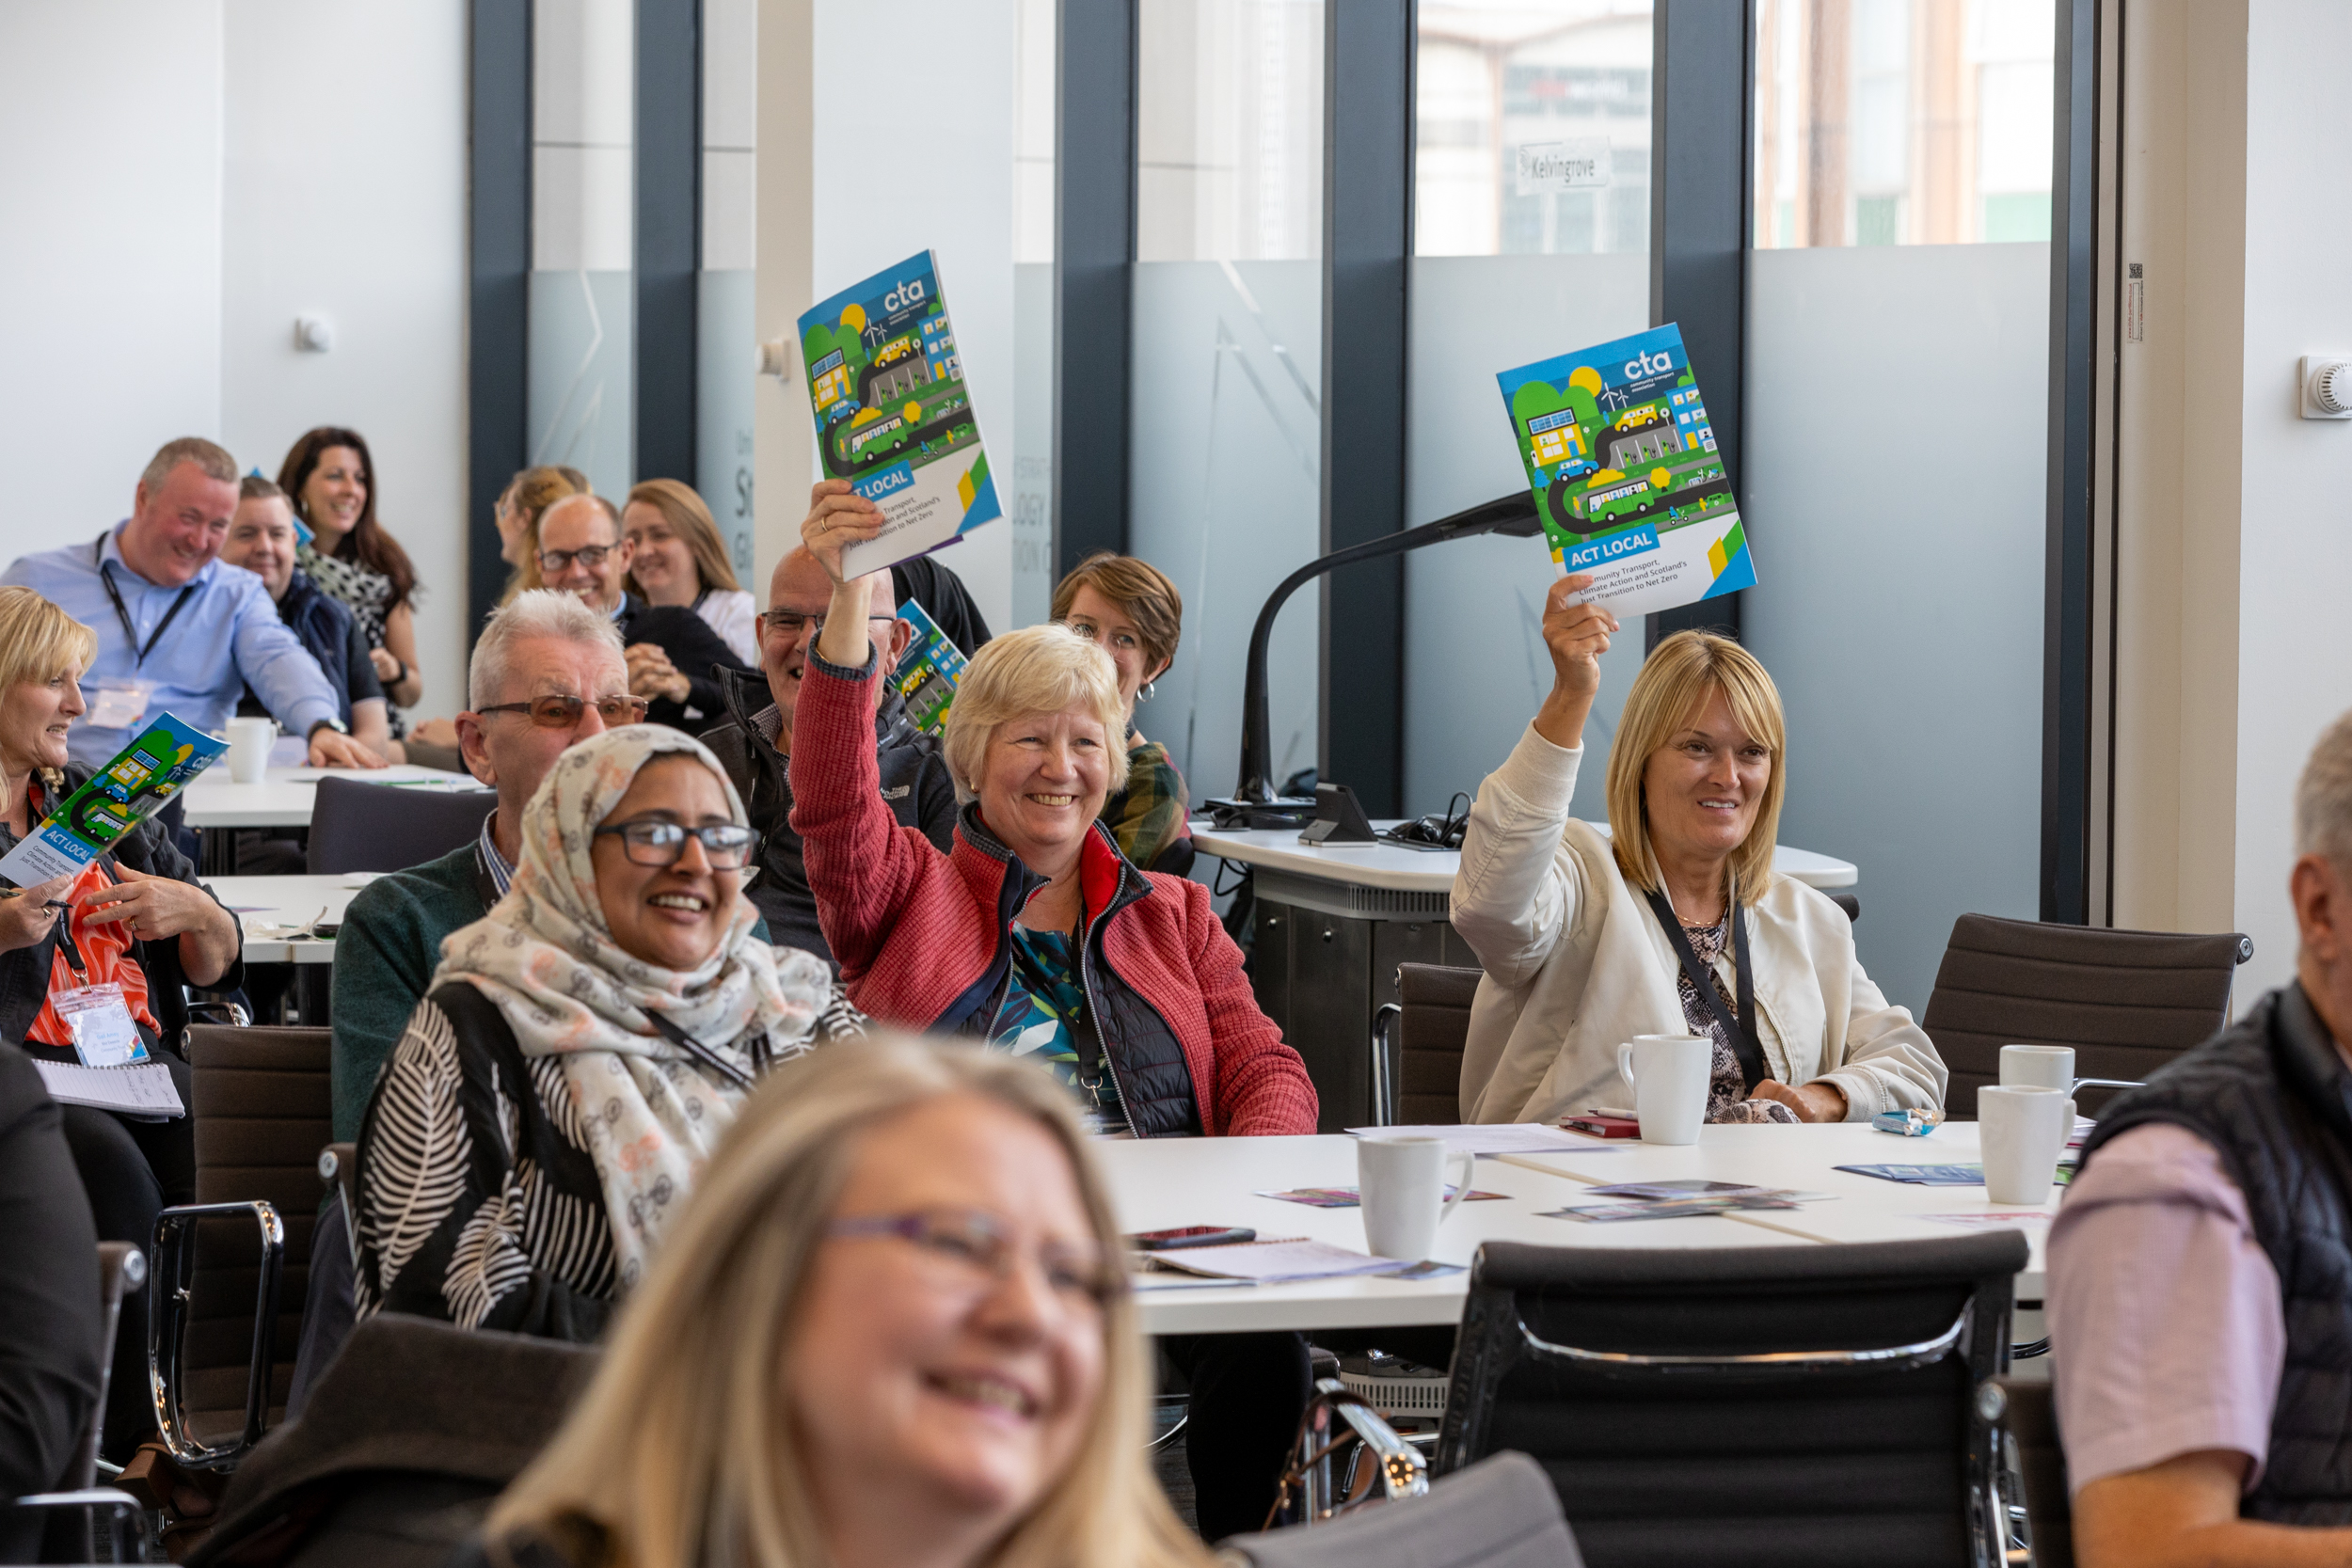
left=1496, top=321, right=1756, bottom=618
left=797, top=249, right=1002, bottom=578
left=889, top=599, right=967, bottom=736
left=0, top=712, right=226, bottom=887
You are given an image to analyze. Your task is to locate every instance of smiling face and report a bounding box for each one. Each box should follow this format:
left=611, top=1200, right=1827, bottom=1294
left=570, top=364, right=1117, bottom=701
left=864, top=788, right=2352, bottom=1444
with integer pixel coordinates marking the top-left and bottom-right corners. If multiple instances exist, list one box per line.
left=121, top=462, right=237, bottom=587
left=977, top=707, right=1112, bottom=870
left=785, top=1094, right=1106, bottom=1548
left=1060, top=584, right=1165, bottom=721
left=0, top=663, right=87, bottom=779
left=300, top=444, right=369, bottom=542
left=537, top=495, right=631, bottom=613
left=622, top=499, right=699, bottom=606
left=591, top=753, right=740, bottom=971
left=220, top=495, right=297, bottom=600
left=759, top=550, right=906, bottom=745
left=1640, top=684, right=1773, bottom=875
left=456, top=635, right=634, bottom=823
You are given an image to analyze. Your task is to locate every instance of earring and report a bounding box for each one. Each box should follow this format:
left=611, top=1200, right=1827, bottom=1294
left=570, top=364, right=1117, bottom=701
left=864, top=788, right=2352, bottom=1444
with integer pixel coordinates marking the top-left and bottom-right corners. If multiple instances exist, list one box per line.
left=1138, top=679, right=1157, bottom=704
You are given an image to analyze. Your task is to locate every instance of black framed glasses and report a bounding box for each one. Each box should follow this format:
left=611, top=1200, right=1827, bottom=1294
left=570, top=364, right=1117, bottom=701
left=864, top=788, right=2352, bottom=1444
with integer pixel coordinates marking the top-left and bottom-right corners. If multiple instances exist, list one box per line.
left=828, top=1208, right=1125, bottom=1311
left=477, top=694, right=651, bottom=729
left=593, top=818, right=758, bottom=869
left=757, top=610, right=902, bottom=640
left=537, top=544, right=614, bottom=573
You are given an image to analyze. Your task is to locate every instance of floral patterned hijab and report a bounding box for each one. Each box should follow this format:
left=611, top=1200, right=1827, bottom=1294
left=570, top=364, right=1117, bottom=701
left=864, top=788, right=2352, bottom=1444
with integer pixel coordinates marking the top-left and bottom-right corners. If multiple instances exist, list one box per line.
left=430, top=724, right=834, bottom=1277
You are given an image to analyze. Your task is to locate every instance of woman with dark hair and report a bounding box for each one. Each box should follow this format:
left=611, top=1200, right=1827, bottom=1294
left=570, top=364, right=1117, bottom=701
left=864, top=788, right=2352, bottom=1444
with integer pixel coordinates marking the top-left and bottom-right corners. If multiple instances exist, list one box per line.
left=277, top=427, right=423, bottom=733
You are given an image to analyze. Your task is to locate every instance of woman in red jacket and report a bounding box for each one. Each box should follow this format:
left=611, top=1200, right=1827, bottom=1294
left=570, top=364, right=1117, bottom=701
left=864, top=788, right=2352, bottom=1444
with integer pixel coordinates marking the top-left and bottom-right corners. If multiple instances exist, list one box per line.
left=788, top=485, right=1314, bottom=1143
left=791, top=481, right=1318, bottom=1538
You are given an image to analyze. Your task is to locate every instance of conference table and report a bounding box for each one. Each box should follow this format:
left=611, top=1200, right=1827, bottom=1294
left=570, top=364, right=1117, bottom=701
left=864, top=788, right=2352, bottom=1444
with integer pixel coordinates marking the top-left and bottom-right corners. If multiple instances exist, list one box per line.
left=1098, top=1123, right=2055, bottom=1338
left=182, top=764, right=487, bottom=831
left=210, top=873, right=373, bottom=965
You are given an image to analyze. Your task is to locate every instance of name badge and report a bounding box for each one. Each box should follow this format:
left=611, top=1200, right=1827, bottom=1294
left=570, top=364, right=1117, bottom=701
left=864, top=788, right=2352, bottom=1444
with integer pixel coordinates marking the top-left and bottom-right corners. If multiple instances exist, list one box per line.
left=54, top=982, right=148, bottom=1068
left=85, top=678, right=154, bottom=731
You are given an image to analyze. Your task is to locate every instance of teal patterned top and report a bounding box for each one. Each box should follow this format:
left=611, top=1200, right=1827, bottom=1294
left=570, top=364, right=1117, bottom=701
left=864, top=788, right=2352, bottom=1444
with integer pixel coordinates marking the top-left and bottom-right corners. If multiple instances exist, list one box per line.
left=990, top=925, right=1123, bottom=1132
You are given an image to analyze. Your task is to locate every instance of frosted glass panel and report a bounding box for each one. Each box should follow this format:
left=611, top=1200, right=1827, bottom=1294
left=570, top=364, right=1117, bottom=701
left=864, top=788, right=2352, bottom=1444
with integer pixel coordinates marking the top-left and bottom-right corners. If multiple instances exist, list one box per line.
left=528, top=270, right=635, bottom=502
left=1130, top=260, right=1322, bottom=803
left=1741, top=242, right=2047, bottom=1014
left=531, top=0, right=631, bottom=503
left=696, top=269, right=756, bottom=583
left=1404, top=252, right=1648, bottom=816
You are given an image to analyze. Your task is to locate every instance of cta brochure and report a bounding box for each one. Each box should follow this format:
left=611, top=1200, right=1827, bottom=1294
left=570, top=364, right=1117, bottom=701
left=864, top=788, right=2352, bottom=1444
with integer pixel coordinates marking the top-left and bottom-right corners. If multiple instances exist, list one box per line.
left=890, top=599, right=967, bottom=736
left=798, top=249, right=1002, bottom=578
left=0, top=712, right=225, bottom=887
left=1496, top=322, right=1756, bottom=618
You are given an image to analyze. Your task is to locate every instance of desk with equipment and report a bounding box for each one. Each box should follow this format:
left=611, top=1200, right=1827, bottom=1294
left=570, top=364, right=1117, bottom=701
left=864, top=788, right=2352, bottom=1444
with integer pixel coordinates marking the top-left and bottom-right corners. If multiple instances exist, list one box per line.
left=1192, top=820, right=1858, bottom=1132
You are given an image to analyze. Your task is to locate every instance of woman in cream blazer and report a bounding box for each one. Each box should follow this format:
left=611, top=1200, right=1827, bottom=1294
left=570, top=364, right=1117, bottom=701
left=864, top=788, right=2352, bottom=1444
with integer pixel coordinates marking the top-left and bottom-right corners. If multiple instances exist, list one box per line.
left=1451, top=578, right=1946, bottom=1128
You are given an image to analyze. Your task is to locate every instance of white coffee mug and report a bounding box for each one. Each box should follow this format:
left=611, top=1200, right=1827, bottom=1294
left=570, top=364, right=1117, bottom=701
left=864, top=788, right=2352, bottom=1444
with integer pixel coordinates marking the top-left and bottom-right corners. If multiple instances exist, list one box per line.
left=1355, top=1135, right=1474, bottom=1262
left=1999, top=1044, right=2075, bottom=1092
left=226, top=717, right=278, bottom=784
left=1979, top=1085, right=2075, bottom=1205
left=1615, top=1034, right=1712, bottom=1145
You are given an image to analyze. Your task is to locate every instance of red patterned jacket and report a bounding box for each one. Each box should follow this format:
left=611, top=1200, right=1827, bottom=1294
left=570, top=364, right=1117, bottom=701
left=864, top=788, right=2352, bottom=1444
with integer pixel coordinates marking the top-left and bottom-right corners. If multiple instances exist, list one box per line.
left=788, top=648, right=1316, bottom=1137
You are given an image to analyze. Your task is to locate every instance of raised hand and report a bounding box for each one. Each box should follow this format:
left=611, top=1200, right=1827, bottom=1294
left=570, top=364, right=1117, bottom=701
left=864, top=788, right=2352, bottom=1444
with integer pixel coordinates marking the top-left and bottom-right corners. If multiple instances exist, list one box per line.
left=800, top=480, right=885, bottom=587
left=1531, top=575, right=1619, bottom=750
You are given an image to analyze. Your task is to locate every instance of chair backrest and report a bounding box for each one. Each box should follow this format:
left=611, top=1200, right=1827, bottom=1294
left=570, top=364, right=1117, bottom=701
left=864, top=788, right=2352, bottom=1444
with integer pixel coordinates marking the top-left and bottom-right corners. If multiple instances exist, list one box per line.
left=1397, top=963, right=1482, bottom=1124
left=307, top=777, right=492, bottom=875
left=1436, top=1232, right=2027, bottom=1568
left=1922, top=913, right=2249, bottom=1117
left=1222, top=1451, right=1581, bottom=1568
left=59, top=1243, right=148, bottom=1494
left=1994, top=1377, right=2072, bottom=1568
left=182, top=1026, right=332, bottom=1449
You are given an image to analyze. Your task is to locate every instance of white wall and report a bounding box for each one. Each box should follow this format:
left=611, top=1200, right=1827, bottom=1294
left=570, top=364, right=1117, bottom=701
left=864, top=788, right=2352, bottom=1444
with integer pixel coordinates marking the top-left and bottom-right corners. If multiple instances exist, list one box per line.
left=220, top=0, right=469, bottom=724
left=0, top=2, right=224, bottom=561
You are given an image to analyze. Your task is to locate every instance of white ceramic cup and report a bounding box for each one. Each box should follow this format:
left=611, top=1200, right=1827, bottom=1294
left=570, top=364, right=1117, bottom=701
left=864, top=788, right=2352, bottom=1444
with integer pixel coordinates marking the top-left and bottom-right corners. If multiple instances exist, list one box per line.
left=226, top=717, right=278, bottom=784
left=1615, top=1034, right=1712, bottom=1145
left=1999, top=1044, right=2076, bottom=1092
left=1356, top=1135, right=1475, bottom=1262
left=1979, top=1085, right=2076, bottom=1204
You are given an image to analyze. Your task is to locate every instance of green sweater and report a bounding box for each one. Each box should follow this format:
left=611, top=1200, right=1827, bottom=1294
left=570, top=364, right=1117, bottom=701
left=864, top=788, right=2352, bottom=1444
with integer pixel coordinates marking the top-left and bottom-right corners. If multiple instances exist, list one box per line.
left=328, top=842, right=780, bottom=1141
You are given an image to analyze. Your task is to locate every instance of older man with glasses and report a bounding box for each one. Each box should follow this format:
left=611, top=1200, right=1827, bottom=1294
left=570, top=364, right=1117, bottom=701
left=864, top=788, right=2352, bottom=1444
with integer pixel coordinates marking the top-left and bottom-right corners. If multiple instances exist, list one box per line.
left=532, top=492, right=750, bottom=733
left=702, top=486, right=957, bottom=962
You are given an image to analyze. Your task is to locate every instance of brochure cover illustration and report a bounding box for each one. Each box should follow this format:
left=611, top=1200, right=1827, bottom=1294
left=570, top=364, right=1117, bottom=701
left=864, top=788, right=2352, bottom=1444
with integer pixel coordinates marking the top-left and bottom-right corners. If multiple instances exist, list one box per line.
left=1495, top=322, right=1756, bottom=618
left=0, top=713, right=227, bottom=886
left=798, top=249, right=1002, bottom=578
left=889, top=599, right=967, bottom=737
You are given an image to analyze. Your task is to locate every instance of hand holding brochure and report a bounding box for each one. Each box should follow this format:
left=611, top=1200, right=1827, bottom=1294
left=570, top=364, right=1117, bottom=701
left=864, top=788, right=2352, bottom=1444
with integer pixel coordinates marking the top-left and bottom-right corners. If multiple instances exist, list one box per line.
left=0, top=712, right=226, bottom=887
left=1496, top=322, right=1756, bottom=618
left=797, top=249, right=1001, bottom=578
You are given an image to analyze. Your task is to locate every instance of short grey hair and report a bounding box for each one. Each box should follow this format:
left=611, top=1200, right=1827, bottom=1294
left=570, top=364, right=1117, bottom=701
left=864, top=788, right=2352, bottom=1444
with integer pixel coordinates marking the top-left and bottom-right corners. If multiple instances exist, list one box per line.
left=2297, top=710, right=2352, bottom=866
left=139, top=437, right=237, bottom=494
left=469, top=588, right=626, bottom=709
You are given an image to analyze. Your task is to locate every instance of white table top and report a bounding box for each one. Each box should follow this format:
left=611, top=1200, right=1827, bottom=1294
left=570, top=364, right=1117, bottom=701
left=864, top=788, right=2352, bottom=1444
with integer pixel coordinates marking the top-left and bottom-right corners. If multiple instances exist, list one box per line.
left=210, top=873, right=373, bottom=964
left=1191, top=820, right=1859, bottom=893
left=1099, top=1123, right=2054, bottom=1335
left=183, top=765, right=488, bottom=829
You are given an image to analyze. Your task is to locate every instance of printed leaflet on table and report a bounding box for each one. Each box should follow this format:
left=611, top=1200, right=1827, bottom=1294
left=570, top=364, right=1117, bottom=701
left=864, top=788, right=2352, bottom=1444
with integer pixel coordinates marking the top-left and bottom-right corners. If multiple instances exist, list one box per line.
left=797, top=249, right=1002, bottom=578
left=1496, top=321, right=1756, bottom=618
left=890, top=600, right=968, bottom=736
left=0, top=712, right=226, bottom=887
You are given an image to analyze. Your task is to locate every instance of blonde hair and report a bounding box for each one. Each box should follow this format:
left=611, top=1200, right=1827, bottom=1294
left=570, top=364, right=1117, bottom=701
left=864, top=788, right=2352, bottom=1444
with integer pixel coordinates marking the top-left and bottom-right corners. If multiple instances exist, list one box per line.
left=942, top=623, right=1132, bottom=802
left=1050, top=552, right=1184, bottom=675
left=2296, top=709, right=2352, bottom=866
left=498, top=467, right=585, bottom=605
left=624, top=479, right=742, bottom=597
left=1604, top=630, right=1788, bottom=908
left=485, top=1037, right=1210, bottom=1568
left=0, top=588, right=99, bottom=702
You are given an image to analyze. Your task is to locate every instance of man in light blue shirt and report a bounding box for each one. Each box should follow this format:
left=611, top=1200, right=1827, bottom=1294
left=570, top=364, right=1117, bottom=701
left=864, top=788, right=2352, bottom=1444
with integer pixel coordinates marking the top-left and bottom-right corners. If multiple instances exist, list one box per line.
left=2, top=437, right=385, bottom=771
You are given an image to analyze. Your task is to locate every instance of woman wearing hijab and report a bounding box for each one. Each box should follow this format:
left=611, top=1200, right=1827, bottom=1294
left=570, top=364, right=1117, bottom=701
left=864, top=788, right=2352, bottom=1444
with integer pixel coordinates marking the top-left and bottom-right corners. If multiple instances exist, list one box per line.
left=353, top=725, right=861, bottom=1341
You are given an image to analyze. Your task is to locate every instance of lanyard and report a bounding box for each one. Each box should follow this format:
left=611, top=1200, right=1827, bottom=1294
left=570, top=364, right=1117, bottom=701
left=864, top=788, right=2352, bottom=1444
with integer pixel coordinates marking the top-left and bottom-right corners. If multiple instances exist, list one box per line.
left=1643, top=882, right=1768, bottom=1092
left=641, top=1009, right=758, bottom=1091
left=95, top=533, right=197, bottom=667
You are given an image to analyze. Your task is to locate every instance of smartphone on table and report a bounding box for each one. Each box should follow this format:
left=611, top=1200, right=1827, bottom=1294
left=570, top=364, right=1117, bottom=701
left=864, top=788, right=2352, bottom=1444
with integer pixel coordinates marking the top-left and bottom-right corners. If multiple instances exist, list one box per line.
left=1128, top=1225, right=1256, bottom=1251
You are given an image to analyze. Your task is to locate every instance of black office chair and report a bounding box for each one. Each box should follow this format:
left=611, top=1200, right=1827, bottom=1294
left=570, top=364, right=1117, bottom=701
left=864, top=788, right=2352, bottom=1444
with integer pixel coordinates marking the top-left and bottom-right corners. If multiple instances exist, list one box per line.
left=1991, top=1377, right=2072, bottom=1568
left=1436, top=1231, right=2029, bottom=1568
left=306, top=777, right=493, bottom=875
left=1371, top=962, right=1484, bottom=1125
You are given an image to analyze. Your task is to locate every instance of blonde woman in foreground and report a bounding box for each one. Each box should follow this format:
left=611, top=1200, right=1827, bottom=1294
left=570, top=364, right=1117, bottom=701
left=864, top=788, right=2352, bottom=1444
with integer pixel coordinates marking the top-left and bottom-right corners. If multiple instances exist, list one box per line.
left=1452, top=575, right=1947, bottom=1127
left=457, top=1037, right=1213, bottom=1568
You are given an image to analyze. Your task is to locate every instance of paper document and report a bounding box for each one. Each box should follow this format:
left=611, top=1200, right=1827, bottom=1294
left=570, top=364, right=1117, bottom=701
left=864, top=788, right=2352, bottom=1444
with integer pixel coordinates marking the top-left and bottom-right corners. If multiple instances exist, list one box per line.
left=34, top=1059, right=184, bottom=1117
left=1496, top=322, right=1755, bottom=618
left=1253, top=1186, right=1505, bottom=1209
left=0, top=713, right=225, bottom=887
left=1345, top=1123, right=1626, bottom=1156
left=889, top=599, right=968, bottom=736
left=1141, top=1239, right=1411, bottom=1284
left=796, top=249, right=1002, bottom=577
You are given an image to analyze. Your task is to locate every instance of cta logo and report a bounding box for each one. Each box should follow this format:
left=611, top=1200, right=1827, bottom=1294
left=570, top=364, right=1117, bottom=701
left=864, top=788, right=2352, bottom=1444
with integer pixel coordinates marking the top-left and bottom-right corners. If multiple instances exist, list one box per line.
left=1621, top=347, right=1677, bottom=378
left=882, top=278, right=929, bottom=312
left=853, top=463, right=914, bottom=502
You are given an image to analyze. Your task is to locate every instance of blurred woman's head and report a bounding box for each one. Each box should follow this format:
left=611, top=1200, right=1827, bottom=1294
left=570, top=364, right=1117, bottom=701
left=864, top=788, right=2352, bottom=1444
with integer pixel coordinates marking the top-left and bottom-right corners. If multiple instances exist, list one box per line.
left=496, top=466, right=586, bottom=597
left=942, top=624, right=1131, bottom=865
left=0, top=588, right=94, bottom=780
left=488, top=1037, right=1206, bottom=1568
left=623, top=478, right=740, bottom=608
left=277, top=426, right=417, bottom=607
left=1605, top=629, right=1787, bottom=905
left=1051, top=553, right=1183, bottom=722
